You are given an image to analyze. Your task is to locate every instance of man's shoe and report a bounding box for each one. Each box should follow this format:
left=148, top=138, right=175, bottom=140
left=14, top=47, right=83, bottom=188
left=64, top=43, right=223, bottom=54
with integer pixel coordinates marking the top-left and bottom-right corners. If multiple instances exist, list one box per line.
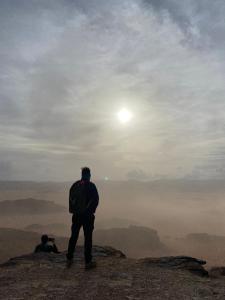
left=66, top=258, right=73, bottom=268
left=85, top=261, right=97, bottom=270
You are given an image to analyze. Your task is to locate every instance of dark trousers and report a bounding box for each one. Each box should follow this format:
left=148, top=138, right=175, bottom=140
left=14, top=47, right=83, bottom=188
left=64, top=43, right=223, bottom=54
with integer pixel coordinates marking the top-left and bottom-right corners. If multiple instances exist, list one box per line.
left=67, top=213, right=95, bottom=263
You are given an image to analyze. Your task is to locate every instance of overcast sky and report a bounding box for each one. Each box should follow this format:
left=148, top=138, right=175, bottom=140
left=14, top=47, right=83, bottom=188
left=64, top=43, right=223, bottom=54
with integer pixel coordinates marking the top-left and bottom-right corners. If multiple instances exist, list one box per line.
left=0, top=0, right=225, bottom=181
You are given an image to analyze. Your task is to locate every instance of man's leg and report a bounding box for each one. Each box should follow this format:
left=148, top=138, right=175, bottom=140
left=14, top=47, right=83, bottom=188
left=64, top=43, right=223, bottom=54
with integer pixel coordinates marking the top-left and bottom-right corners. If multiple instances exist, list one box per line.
left=67, top=214, right=82, bottom=261
left=83, top=214, right=95, bottom=264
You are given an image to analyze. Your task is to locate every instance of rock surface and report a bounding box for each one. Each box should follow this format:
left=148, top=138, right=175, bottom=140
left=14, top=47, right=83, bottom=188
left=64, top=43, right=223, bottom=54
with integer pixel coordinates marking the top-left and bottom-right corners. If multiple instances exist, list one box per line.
left=1, top=246, right=225, bottom=299
left=141, top=256, right=208, bottom=277
left=209, top=267, right=225, bottom=278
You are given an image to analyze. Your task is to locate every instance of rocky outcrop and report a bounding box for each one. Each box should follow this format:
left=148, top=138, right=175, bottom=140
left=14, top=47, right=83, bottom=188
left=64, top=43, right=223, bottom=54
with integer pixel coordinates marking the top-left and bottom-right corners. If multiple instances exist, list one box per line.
left=140, top=255, right=208, bottom=276
left=1, top=247, right=225, bottom=299
left=94, top=225, right=168, bottom=257
left=0, top=246, right=126, bottom=268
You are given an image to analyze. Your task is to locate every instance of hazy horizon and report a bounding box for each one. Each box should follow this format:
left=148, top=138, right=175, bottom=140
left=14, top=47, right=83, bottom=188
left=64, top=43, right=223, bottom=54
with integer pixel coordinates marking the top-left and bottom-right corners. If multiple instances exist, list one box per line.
left=1, top=179, right=225, bottom=237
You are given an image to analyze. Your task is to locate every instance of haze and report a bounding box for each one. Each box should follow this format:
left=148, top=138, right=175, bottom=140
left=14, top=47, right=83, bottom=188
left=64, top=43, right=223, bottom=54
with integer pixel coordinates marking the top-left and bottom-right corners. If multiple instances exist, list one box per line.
left=1, top=0, right=225, bottom=181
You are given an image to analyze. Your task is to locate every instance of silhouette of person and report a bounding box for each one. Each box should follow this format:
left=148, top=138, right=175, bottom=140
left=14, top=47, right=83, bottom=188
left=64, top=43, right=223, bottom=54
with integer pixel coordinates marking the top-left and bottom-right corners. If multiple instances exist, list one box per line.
left=67, top=167, right=99, bottom=269
left=34, top=234, right=60, bottom=253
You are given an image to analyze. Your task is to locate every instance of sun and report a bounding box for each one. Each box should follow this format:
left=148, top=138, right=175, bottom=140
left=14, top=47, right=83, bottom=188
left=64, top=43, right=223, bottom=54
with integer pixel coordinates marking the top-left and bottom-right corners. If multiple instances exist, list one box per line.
left=117, top=108, right=133, bottom=124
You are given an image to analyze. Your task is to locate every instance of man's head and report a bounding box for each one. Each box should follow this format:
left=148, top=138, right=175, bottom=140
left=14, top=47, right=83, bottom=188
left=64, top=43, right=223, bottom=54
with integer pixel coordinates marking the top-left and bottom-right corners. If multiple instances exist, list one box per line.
left=81, top=167, right=91, bottom=181
left=41, top=234, right=49, bottom=244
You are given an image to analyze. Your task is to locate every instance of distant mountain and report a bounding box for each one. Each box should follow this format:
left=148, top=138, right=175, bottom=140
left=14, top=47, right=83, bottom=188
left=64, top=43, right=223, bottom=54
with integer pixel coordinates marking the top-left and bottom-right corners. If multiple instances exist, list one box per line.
left=0, top=198, right=66, bottom=215
left=94, top=225, right=168, bottom=257
left=23, top=223, right=167, bottom=257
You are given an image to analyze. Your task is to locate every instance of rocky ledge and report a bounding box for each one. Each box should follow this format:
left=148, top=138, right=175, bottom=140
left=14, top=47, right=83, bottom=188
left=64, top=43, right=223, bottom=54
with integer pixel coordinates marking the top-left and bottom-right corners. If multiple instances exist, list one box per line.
left=1, top=246, right=225, bottom=299
left=140, top=256, right=208, bottom=277
left=0, top=245, right=125, bottom=267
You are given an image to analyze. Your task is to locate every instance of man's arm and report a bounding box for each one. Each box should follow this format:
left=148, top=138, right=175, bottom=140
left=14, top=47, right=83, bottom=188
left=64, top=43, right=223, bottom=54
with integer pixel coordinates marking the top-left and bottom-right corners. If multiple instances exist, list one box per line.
left=87, top=183, right=99, bottom=214
left=69, top=183, right=76, bottom=213
left=69, top=187, right=73, bottom=213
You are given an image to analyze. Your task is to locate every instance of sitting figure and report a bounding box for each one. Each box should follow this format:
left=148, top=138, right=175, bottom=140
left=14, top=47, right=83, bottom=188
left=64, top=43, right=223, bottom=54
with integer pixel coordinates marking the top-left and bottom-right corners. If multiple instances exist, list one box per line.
left=34, top=234, right=60, bottom=253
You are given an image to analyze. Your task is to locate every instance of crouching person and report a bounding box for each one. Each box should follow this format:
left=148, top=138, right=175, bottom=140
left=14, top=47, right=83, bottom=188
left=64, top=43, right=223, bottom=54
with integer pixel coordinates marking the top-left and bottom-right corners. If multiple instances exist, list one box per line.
left=34, top=234, right=60, bottom=253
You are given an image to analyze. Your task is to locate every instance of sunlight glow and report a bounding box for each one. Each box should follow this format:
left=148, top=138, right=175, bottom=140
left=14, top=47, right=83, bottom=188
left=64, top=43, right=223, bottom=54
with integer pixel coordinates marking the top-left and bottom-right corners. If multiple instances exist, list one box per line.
left=117, top=108, right=133, bottom=124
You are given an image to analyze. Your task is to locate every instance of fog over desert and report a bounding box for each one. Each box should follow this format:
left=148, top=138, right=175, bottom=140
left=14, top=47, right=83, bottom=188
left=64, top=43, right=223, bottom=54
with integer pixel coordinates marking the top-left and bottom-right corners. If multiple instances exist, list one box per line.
left=1, top=180, right=225, bottom=266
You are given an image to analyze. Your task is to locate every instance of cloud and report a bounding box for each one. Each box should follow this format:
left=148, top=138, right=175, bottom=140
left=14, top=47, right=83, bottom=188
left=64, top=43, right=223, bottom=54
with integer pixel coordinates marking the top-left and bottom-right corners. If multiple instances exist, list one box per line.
left=143, top=0, right=191, bottom=32
left=0, top=161, right=12, bottom=180
left=0, top=0, right=225, bottom=180
left=143, top=0, right=225, bottom=50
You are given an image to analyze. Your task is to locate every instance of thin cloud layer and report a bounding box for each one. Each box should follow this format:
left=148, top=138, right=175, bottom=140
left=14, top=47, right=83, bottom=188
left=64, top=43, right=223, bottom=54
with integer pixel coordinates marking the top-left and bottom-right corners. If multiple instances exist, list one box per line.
left=0, top=0, right=225, bottom=180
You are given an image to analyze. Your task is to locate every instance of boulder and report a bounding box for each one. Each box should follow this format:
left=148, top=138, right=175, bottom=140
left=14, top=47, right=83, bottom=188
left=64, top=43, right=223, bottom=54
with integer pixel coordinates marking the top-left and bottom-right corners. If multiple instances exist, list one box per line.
left=141, top=256, right=208, bottom=277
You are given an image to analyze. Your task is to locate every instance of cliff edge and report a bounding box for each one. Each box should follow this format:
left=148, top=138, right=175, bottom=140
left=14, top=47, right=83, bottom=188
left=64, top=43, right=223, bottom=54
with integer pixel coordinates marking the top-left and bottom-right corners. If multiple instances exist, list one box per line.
left=1, top=246, right=225, bottom=299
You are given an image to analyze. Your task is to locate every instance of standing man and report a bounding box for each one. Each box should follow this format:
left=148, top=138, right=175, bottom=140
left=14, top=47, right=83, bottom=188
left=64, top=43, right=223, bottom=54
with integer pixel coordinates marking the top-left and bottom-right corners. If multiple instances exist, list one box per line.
left=67, top=167, right=99, bottom=269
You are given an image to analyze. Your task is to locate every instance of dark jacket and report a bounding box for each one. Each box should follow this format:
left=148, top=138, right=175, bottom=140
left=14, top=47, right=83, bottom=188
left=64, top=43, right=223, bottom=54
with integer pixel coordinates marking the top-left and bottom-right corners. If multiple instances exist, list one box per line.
left=69, top=180, right=99, bottom=215
left=34, top=243, right=59, bottom=253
